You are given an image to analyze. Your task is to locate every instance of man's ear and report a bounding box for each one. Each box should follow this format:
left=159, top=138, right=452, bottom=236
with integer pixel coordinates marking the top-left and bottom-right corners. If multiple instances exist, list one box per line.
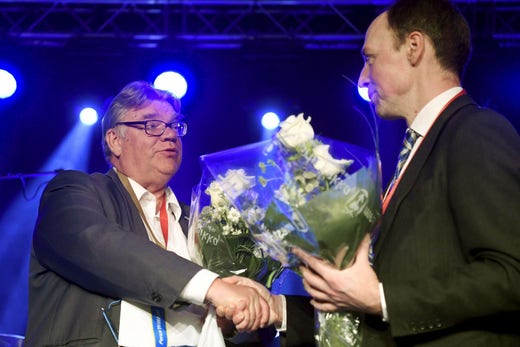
left=407, top=31, right=425, bottom=66
left=106, top=129, right=122, bottom=157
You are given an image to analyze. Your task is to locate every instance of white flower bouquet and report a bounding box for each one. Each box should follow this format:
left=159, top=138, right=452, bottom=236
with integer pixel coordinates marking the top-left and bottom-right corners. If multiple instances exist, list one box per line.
left=188, top=167, right=283, bottom=287
left=191, top=113, right=381, bottom=346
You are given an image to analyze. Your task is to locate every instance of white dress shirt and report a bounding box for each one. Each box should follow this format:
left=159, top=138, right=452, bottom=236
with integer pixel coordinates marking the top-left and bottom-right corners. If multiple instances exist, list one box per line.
left=118, top=178, right=222, bottom=347
left=128, top=177, right=218, bottom=305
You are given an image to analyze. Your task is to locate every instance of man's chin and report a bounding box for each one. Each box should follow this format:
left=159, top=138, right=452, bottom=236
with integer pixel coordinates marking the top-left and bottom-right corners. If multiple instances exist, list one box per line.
left=374, top=104, right=401, bottom=120
left=160, top=164, right=181, bottom=179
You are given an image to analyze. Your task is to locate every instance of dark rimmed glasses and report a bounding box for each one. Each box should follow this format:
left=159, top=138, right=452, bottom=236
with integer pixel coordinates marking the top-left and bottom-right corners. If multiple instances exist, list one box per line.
left=116, top=120, right=188, bottom=137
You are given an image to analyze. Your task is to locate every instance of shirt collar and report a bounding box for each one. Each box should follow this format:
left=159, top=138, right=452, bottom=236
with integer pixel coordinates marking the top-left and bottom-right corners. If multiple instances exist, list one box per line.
left=410, top=86, right=463, bottom=137
left=126, top=176, right=182, bottom=221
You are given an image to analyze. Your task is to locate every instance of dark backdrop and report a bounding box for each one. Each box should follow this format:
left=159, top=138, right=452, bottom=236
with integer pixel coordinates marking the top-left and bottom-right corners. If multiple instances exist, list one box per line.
left=0, top=34, right=519, bottom=337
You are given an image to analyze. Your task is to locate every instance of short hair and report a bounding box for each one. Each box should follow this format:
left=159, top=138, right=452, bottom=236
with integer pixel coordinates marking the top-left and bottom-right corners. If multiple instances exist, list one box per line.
left=387, top=0, right=472, bottom=77
left=101, top=81, right=182, bottom=164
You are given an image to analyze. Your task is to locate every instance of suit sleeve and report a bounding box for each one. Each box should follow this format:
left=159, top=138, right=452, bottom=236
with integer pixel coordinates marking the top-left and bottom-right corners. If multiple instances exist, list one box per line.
left=32, top=170, right=203, bottom=309
left=281, top=295, right=315, bottom=347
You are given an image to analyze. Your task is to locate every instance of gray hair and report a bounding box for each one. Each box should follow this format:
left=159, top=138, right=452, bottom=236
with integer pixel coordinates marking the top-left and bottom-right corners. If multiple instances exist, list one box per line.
left=101, top=81, right=182, bottom=164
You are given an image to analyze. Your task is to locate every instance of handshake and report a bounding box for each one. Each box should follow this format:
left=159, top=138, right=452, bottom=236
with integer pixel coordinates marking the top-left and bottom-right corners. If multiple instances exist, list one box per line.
left=205, top=276, right=284, bottom=333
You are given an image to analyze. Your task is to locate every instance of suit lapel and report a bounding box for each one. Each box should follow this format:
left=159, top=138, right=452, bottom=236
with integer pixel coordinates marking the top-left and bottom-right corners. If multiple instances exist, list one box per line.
left=108, top=168, right=150, bottom=239
left=374, top=94, right=478, bottom=258
left=178, top=203, right=191, bottom=237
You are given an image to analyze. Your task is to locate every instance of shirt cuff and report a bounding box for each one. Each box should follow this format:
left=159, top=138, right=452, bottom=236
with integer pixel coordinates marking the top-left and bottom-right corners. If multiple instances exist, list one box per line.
left=179, top=269, right=219, bottom=306
left=379, top=282, right=389, bottom=322
left=276, top=295, right=287, bottom=332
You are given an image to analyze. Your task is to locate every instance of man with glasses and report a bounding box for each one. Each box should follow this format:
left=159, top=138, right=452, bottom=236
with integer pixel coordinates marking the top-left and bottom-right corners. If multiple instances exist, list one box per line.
left=25, top=81, right=270, bottom=346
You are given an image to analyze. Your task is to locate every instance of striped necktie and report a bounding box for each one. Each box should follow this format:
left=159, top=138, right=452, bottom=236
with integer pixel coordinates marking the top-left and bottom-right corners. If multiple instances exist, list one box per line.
left=371, top=128, right=420, bottom=262
left=385, top=128, right=420, bottom=197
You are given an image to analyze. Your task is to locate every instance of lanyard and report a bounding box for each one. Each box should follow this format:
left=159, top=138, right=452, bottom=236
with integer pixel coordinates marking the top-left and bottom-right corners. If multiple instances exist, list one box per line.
left=382, top=89, right=466, bottom=214
left=116, top=170, right=166, bottom=249
left=116, top=170, right=170, bottom=346
left=151, top=306, right=168, bottom=347
left=160, top=198, right=169, bottom=247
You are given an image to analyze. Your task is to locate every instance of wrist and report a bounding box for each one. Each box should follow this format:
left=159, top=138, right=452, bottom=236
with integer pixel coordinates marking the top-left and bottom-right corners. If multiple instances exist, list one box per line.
left=205, top=277, right=222, bottom=305
left=271, top=294, right=284, bottom=327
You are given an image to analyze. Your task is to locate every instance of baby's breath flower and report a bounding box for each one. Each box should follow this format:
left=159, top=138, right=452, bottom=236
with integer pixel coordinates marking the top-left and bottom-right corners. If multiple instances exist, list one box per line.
left=227, top=208, right=241, bottom=223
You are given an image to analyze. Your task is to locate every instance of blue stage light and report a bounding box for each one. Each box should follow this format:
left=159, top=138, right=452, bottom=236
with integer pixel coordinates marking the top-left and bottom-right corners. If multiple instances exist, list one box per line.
left=261, top=112, right=280, bottom=130
left=79, top=107, right=98, bottom=126
left=154, top=71, right=188, bottom=99
left=358, top=86, right=370, bottom=102
left=0, top=69, right=17, bottom=99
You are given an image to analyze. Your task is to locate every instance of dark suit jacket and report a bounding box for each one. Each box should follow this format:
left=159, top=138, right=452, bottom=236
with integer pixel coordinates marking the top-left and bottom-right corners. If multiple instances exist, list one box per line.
left=362, top=94, right=520, bottom=346
left=283, top=295, right=315, bottom=347
left=25, top=169, right=203, bottom=346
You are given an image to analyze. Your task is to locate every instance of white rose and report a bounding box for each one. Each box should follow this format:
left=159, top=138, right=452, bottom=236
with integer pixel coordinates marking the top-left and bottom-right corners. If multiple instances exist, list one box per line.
left=276, top=113, right=314, bottom=148
left=312, top=144, right=352, bottom=177
left=217, top=169, right=256, bottom=200
left=205, top=181, right=228, bottom=208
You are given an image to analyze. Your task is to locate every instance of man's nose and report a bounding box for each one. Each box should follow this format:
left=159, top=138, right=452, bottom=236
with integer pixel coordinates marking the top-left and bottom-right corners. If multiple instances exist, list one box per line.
left=163, top=124, right=179, bottom=140
left=358, top=64, right=369, bottom=88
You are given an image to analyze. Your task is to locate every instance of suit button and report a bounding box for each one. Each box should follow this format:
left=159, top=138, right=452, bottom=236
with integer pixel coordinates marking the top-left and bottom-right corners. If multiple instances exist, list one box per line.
left=410, top=321, right=417, bottom=332
left=151, top=292, right=162, bottom=303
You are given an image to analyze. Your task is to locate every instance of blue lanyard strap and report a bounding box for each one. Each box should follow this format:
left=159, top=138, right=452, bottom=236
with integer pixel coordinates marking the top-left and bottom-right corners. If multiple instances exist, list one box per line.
left=151, top=306, right=168, bottom=347
left=101, top=300, right=121, bottom=344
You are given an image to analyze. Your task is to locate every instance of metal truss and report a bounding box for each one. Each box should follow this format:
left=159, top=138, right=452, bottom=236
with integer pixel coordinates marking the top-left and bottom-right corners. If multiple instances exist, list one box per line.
left=1, top=1, right=519, bottom=50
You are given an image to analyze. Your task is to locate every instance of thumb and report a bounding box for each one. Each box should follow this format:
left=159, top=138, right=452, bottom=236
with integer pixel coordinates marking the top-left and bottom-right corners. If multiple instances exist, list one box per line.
left=356, top=233, right=371, bottom=263
left=222, top=276, right=242, bottom=285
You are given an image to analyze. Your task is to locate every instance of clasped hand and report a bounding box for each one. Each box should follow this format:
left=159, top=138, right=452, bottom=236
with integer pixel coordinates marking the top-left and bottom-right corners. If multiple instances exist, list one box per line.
left=206, top=277, right=278, bottom=332
left=205, top=234, right=382, bottom=333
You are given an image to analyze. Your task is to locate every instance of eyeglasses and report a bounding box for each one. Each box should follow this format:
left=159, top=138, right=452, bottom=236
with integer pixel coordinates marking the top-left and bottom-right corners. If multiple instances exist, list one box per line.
left=115, top=120, right=188, bottom=137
